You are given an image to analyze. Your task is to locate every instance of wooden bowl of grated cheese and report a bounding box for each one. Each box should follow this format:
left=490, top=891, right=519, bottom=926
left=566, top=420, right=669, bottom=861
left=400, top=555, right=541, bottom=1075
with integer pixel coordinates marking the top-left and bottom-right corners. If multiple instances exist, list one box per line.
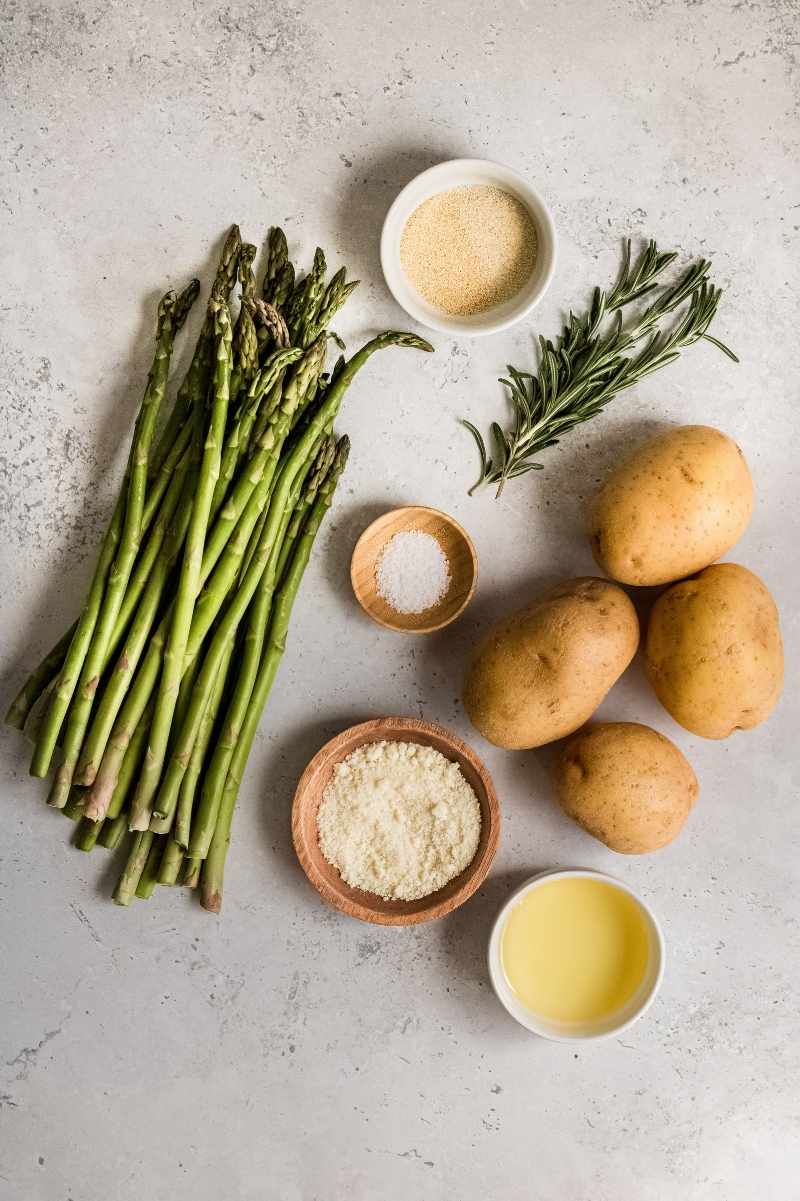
left=292, top=717, right=500, bottom=925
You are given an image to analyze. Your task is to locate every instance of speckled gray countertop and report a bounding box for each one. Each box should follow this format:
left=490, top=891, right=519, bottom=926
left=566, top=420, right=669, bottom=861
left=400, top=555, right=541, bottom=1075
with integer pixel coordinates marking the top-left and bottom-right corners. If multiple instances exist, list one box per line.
left=1, top=2, right=798, bottom=1199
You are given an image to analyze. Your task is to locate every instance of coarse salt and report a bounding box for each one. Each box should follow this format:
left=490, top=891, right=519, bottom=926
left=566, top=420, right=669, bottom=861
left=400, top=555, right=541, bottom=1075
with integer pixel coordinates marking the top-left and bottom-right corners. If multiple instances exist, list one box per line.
left=375, top=530, right=450, bottom=614
left=317, top=740, right=482, bottom=901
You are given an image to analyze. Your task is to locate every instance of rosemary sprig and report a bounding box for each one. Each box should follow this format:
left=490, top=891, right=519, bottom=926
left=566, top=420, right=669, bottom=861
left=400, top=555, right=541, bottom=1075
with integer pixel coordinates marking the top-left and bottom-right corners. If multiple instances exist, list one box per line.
left=464, top=240, right=739, bottom=497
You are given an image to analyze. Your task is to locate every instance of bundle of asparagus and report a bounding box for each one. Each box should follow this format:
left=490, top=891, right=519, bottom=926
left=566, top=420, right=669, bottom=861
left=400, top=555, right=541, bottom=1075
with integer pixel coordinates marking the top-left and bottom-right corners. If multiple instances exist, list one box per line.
left=6, top=224, right=432, bottom=911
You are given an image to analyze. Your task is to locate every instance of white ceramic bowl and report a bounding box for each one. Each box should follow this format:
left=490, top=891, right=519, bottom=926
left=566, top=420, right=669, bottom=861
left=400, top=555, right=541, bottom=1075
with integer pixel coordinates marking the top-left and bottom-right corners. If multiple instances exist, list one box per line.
left=488, top=869, right=665, bottom=1042
left=380, top=158, right=557, bottom=337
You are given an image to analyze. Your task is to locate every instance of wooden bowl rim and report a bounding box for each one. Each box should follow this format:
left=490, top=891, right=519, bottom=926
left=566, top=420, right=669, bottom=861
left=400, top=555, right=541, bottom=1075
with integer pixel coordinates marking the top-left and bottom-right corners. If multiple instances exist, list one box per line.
left=291, top=716, right=500, bottom=926
left=349, top=505, right=478, bottom=635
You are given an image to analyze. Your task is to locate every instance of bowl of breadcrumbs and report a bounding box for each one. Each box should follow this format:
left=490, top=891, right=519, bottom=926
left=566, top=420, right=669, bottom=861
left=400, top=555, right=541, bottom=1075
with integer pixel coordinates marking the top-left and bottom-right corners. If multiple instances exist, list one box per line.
left=381, top=158, right=556, bottom=336
left=292, top=717, right=500, bottom=925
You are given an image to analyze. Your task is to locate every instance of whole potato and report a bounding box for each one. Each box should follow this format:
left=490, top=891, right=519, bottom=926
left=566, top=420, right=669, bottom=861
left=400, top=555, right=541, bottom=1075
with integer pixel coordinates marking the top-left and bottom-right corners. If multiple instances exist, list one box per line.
left=589, top=425, right=753, bottom=586
left=645, top=563, right=783, bottom=739
left=555, top=722, right=698, bottom=853
left=463, top=578, right=639, bottom=749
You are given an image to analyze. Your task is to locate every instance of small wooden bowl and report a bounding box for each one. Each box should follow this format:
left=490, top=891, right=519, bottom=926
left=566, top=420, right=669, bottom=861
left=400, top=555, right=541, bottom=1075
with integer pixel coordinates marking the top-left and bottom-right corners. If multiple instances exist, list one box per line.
left=350, top=506, right=477, bottom=634
left=292, top=717, right=500, bottom=926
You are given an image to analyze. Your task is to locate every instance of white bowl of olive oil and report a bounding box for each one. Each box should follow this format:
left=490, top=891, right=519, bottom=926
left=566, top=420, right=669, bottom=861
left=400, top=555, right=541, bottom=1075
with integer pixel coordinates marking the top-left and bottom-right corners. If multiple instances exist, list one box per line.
left=488, top=869, right=665, bottom=1041
left=380, top=158, right=557, bottom=338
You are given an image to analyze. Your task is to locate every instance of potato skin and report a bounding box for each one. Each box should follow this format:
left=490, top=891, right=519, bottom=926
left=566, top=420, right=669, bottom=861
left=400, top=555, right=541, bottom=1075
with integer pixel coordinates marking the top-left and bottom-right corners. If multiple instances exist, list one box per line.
left=589, top=425, right=753, bottom=586
left=463, top=578, right=639, bottom=750
left=555, top=722, right=698, bottom=854
left=645, top=563, right=783, bottom=739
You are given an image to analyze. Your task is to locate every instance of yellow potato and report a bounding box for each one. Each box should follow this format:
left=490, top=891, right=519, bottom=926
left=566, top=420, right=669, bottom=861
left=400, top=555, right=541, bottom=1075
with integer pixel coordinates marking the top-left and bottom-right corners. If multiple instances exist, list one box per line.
left=463, top=577, right=639, bottom=749
left=555, top=721, right=698, bottom=854
left=645, top=563, right=783, bottom=739
left=589, top=424, right=753, bottom=586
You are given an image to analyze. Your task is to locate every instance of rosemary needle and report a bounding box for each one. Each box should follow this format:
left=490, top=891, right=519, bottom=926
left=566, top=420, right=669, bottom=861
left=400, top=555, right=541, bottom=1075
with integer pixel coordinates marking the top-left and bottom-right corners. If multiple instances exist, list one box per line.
left=464, top=239, right=739, bottom=498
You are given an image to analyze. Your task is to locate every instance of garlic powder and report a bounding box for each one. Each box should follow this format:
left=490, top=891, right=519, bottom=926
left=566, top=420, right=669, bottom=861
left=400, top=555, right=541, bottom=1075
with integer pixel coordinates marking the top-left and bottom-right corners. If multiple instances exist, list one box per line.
left=317, top=740, right=482, bottom=901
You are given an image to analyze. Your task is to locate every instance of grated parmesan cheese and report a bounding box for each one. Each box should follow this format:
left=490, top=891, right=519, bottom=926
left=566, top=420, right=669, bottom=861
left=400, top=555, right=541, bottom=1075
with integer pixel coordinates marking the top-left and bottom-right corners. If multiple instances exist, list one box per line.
left=317, top=740, right=482, bottom=901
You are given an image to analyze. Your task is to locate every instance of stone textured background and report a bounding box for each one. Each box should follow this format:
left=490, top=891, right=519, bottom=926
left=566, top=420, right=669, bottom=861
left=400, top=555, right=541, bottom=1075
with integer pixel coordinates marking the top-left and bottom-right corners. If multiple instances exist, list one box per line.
left=1, top=1, right=798, bottom=1198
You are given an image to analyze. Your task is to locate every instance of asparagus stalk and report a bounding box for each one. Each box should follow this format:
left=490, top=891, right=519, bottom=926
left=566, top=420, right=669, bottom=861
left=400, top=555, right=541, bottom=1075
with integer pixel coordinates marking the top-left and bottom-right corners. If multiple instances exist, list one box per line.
left=275, top=436, right=336, bottom=581
left=303, top=268, right=359, bottom=347
left=286, top=248, right=326, bottom=346
left=188, top=438, right=333, bottom=859
left=131, top=303, right=232, bottom=823
left=200, top=438, right=349, bottom=911
left=210, top=347, right=303, bottom=520
left=103, top=701, right=150, bottom=822
left=75, top=815, right=103, bottom=852
left=253, top=299, right=290, bottom=354
left=84, top=625, right=164, bottom=823
left=4, top=409, right=193, bottom=735
left=62, top=788, right=86, bottom=821
left=75, top=463, right=195, bottom=786
left=34, top=291, right=179, bottom=789
left=262, top=227, right=289, bottom=302
left=181, top=857, right=202, bottom=888
left=5, top=624, right=77, bottom=730
left=157, top=837, right=184, bottom=885
left=97, top=811, right=129, bottom=851
left=101, top=441, right=192, bottom=669
left=135, top=836, right=163, bottom=899
left=156, top=227, right=239, bottom=468
left=174, top=637, right=235, bottom=849
left=230, top=244, right=259, bottom=403
left=113, top=831, right=153, bottom=905
left=271, top=262, right=295, bottom=314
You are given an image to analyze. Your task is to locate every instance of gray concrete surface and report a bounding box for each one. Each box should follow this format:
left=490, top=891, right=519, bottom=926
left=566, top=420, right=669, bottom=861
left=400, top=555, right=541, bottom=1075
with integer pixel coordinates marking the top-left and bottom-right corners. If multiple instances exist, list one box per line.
left=1, top=1, right=798, bottom=1198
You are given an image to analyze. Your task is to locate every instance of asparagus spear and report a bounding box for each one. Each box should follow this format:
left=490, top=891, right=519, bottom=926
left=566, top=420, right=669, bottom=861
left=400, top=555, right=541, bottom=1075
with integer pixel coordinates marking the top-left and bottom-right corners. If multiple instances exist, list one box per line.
left=181, top=857, right=202, bottom=888
left=200, top=438, right=350, bottom=911
left=84, top=626, right=165, bottom=823
left=113, top=831, right=153, bottom=905
left=271, top=262, right=295, bottom=314
left=262, top=227, right=289, bottom=302
left=135, top=835, right=163, bottom=899
left=253, top=299, right=290, bottom=353
left=130, top=303, right=233, bottom=822
left=75, top=813, right=103, bottom=851
left=303, top=268, right=359, bottom=347
left=4, top=397, right=195, bottom=735
left=46, top=291, right=182, bottom=808
left=33, top=291, right=179, bottom=789
left=97, top=811, right=129, bottom=851
left=230, top=244, right=259, bottom=403
left=174, top=635, right=235, bottom=848
left=210, top=347, right=303, bottom=520
left=157, top=837, right=185, bottom=885
left=62, top=788, right=86, bottom=821
left=101, top=440, right=192, bottom=667
left=286, top=248, right=327, bottom=347
left=101, top=700, right=151, bottom=823
left=75, top=463, right=195, bottom=786
left=5, top=624, right=77, bottom=731
left=188, top=438, right=333, bottom=859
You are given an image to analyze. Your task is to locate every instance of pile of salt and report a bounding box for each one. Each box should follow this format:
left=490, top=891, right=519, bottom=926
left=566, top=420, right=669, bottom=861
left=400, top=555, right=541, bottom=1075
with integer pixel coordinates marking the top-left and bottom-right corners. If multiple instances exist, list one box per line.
left=375, top=530, right=450, bottom=615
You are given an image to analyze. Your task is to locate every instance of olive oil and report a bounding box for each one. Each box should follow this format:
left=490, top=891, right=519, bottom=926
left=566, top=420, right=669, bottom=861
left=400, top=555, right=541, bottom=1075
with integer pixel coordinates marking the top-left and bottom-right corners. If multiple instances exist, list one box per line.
left=500, top=876, right=651, bottom=1025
